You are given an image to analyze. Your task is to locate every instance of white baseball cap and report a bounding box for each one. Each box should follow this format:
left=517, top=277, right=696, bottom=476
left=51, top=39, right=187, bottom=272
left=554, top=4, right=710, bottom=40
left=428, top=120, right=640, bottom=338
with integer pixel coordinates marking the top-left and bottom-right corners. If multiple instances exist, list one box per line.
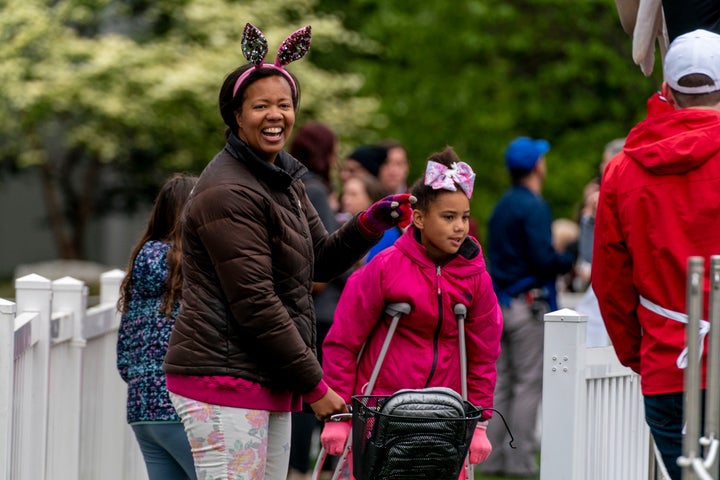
left=664, top=29, right=720, bottom=94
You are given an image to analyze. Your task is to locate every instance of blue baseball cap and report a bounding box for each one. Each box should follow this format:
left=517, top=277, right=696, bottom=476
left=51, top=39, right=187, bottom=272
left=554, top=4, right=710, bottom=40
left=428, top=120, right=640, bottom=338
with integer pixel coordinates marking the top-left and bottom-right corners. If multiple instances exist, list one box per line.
left=505, top=136, right=550, bottom=173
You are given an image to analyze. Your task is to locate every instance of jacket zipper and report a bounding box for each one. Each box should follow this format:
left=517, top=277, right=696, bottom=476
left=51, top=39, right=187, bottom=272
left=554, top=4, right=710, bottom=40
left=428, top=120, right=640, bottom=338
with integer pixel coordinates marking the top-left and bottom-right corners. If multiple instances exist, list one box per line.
left=424, top=264, right=443, bottom=387
left=290, top=184, right=315, bottom=330
left=288, top=185, right=303, bottom=216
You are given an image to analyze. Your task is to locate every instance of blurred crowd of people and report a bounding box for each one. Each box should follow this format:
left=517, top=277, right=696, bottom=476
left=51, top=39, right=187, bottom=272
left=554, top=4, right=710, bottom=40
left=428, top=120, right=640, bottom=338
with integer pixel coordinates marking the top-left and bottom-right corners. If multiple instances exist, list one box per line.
left=287, top=125, right=415, bottom=479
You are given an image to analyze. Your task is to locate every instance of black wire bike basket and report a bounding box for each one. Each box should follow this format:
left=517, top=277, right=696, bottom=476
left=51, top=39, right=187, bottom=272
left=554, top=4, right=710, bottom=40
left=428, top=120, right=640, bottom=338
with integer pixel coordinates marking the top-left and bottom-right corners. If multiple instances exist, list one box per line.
left=351, top=388, right=483, bottom=480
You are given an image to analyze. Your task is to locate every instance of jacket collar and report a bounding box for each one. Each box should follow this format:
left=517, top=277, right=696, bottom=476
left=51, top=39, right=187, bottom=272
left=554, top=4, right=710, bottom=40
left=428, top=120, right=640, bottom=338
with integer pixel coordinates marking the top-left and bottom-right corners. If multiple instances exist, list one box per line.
left=393, top=225, right=484, bottom=276
left=225, top=133, right=308, bottom=190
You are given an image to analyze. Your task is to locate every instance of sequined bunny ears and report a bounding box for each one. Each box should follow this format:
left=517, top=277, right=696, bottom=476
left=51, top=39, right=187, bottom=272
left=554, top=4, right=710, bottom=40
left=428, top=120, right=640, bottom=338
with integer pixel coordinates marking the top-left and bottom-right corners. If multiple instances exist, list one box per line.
left=232, top=23, right=312, bottom=98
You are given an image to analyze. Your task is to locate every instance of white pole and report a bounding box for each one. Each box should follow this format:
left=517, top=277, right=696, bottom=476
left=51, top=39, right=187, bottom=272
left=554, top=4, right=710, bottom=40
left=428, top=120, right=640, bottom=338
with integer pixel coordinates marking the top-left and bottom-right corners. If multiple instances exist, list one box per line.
left=46, top=276, right=86, bottom=480
left=0, top=298, right=16, bottom=480
left=15, top=274, right=52, bottom=480
left=681, top=258, right=704, bottom=480
left=540, top=308, right=588, bottom=480
left=703, top=256, right=720, bottom=475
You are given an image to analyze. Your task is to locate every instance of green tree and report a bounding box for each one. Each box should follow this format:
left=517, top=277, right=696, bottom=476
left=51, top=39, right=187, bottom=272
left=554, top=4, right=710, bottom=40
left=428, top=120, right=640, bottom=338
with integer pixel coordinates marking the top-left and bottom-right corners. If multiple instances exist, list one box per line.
left=0, top=0, right=378, bottom=259
left=1, top=0, right=667, bottom=258
left=316, top=0, right=661, bottom=235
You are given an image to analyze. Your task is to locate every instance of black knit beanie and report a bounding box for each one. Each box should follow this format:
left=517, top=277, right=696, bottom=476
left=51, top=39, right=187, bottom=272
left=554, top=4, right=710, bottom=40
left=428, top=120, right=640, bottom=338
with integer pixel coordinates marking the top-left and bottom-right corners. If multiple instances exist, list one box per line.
left=347, top=145, right=388, bottom=177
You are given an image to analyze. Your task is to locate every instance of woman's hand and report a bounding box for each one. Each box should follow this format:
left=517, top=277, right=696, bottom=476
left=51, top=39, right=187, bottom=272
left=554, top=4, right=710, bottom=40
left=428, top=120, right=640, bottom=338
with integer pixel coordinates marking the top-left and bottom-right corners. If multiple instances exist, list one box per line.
left=358, top=193, right=417, bottom=236
left=309, top=387, right=348, bottom=422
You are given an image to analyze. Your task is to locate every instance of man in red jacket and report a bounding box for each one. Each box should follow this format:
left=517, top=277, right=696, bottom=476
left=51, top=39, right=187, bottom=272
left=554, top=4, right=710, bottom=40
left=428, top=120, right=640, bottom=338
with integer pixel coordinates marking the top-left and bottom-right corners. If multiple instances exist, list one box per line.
left=593, top=29, right=720, bottom=480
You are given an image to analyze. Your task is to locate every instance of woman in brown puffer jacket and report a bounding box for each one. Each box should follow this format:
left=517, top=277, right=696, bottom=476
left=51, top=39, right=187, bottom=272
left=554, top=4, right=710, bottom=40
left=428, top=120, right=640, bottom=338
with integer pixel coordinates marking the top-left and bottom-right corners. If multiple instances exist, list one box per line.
left=162, top=23, right=414, bottom=480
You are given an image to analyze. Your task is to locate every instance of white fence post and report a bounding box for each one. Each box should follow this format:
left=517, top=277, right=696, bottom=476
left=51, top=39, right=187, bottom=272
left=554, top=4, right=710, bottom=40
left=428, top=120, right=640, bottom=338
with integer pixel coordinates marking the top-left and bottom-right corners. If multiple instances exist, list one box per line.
left=540, top=308, right=588, bottom=480
left=46, top=277, right=87, bottom=480
left=80, top=269, right=147, bottom=480
left=100, top=269, right=124, bottom=305
left=100, top=269, right=147, bottom=479
left=540, top=308, right=650, bottom=480
left=14, top=274, right=52, bottom=480
left=0, top=298, right=16, bottom=480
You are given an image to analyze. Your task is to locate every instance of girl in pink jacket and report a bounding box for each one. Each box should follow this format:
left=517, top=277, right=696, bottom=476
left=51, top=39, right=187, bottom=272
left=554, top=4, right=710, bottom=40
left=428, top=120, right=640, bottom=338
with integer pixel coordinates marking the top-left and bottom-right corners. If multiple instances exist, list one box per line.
left=320, top=146, right=503, bottom=474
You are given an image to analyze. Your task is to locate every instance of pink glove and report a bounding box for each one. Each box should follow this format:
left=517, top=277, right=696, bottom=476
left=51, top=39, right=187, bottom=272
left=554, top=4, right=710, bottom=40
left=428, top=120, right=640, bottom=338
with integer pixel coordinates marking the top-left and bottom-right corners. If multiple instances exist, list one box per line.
left=469, top=421, right=491, bottom=464
left=358, top=193, right=416, bottom=236
left=320, top=421, right=351, bottom=455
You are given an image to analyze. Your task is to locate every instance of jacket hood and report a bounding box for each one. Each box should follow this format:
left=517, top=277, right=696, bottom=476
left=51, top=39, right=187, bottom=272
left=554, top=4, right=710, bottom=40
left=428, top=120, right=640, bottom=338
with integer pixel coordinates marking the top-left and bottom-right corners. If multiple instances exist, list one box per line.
left=393, top=225, right=485, bottom=278
left=624, top=108, right=720, bottom=175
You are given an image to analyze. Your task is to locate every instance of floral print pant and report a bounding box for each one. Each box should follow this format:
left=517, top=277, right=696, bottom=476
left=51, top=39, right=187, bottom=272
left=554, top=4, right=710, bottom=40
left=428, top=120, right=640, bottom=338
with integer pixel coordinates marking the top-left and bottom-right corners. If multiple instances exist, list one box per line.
left=169, top=392, right=291, bottom=480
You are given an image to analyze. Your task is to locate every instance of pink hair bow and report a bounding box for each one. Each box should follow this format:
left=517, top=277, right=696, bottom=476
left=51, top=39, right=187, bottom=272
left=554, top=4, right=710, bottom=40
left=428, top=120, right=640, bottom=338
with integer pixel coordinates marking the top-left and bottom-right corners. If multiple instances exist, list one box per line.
left=232, top=23, right=312, bottom=97
left=424, top=161, right=475, bottom=198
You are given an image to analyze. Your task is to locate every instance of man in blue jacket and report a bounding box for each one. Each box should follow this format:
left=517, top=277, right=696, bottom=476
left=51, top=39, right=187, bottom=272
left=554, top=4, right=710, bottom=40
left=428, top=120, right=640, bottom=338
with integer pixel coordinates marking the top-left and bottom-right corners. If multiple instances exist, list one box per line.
left=481, top=136, right=577, bottom=477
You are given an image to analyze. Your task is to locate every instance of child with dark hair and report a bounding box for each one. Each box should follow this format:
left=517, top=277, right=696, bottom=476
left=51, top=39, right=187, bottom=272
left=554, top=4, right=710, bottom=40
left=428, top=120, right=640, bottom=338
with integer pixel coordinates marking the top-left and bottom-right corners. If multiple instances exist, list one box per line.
left=320, top=147, right=503, bottom=477
left=117, top=173, right=198, bottom=480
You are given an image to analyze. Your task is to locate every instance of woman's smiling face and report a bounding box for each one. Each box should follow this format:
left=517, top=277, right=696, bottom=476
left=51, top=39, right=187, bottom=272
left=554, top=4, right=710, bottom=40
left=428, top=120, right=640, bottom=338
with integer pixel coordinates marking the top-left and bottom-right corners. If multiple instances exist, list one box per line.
left=235, top=75, right=295, bottom=163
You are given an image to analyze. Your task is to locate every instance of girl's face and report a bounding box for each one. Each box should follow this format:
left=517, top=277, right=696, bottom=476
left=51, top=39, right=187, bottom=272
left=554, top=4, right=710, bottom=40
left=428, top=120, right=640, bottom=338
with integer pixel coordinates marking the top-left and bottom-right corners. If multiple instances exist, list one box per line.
left=235, top=75, right=295, bottom=163
left=412, top=190, right=470, bottom=262
left=341, top=177, right=373, bottom=215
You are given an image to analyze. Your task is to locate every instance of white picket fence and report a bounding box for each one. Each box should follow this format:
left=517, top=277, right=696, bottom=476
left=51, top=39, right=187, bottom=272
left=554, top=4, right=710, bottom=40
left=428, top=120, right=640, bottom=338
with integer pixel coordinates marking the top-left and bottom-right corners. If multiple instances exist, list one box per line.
left=0, top=270, right=146, bottom=480
left=541, top=308, right=660, bottom=480
left=0, top=270, right=660, bottom=480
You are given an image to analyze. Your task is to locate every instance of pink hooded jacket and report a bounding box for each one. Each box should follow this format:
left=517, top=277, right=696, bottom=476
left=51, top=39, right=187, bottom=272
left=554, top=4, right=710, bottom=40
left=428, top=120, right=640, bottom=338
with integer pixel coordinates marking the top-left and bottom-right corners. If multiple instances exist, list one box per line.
left=322, top=226, right=503, bottom=417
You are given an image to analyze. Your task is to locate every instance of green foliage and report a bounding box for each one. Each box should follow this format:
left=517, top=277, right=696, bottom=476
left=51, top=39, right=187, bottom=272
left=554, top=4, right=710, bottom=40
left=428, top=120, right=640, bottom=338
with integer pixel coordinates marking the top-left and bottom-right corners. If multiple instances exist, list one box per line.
left=0, top=0, right=377, bottom=258
left=1, top=0, right=669, bottom=257
left=317, top=0, right=662, bottom=238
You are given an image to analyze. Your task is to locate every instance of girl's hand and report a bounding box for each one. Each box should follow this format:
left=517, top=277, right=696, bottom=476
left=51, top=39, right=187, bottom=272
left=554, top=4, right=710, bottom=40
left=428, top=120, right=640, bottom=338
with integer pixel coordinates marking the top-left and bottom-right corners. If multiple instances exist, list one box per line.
left=469, top=420, right=492, bottom=464
left=309, top=387, right=348, bottom=421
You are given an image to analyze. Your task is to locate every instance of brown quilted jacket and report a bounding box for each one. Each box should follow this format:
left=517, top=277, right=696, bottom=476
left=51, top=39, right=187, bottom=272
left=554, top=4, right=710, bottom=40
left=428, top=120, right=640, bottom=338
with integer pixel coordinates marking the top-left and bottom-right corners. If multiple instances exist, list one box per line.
left=163, top=134, right=378, bottom=393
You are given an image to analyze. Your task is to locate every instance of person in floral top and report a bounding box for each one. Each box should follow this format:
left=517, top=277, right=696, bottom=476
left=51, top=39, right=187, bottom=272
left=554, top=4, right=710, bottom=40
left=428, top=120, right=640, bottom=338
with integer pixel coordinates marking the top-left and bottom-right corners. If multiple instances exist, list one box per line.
left=117, top=174, right=197, bottom=480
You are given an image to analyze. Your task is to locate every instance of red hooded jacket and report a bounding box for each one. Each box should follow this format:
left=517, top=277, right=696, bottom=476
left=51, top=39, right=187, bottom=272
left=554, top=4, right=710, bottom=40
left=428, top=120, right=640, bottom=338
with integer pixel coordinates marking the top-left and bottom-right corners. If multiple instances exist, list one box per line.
left=593, top=106, right=720, bottom=395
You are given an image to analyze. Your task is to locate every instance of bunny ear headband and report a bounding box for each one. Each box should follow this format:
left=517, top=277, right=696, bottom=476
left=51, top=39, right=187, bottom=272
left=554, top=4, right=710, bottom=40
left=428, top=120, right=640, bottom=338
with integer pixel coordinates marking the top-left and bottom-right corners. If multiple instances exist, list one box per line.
left=232, top=23, right=312, bottom=98
left=424, top=161, right=476, bottom=198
